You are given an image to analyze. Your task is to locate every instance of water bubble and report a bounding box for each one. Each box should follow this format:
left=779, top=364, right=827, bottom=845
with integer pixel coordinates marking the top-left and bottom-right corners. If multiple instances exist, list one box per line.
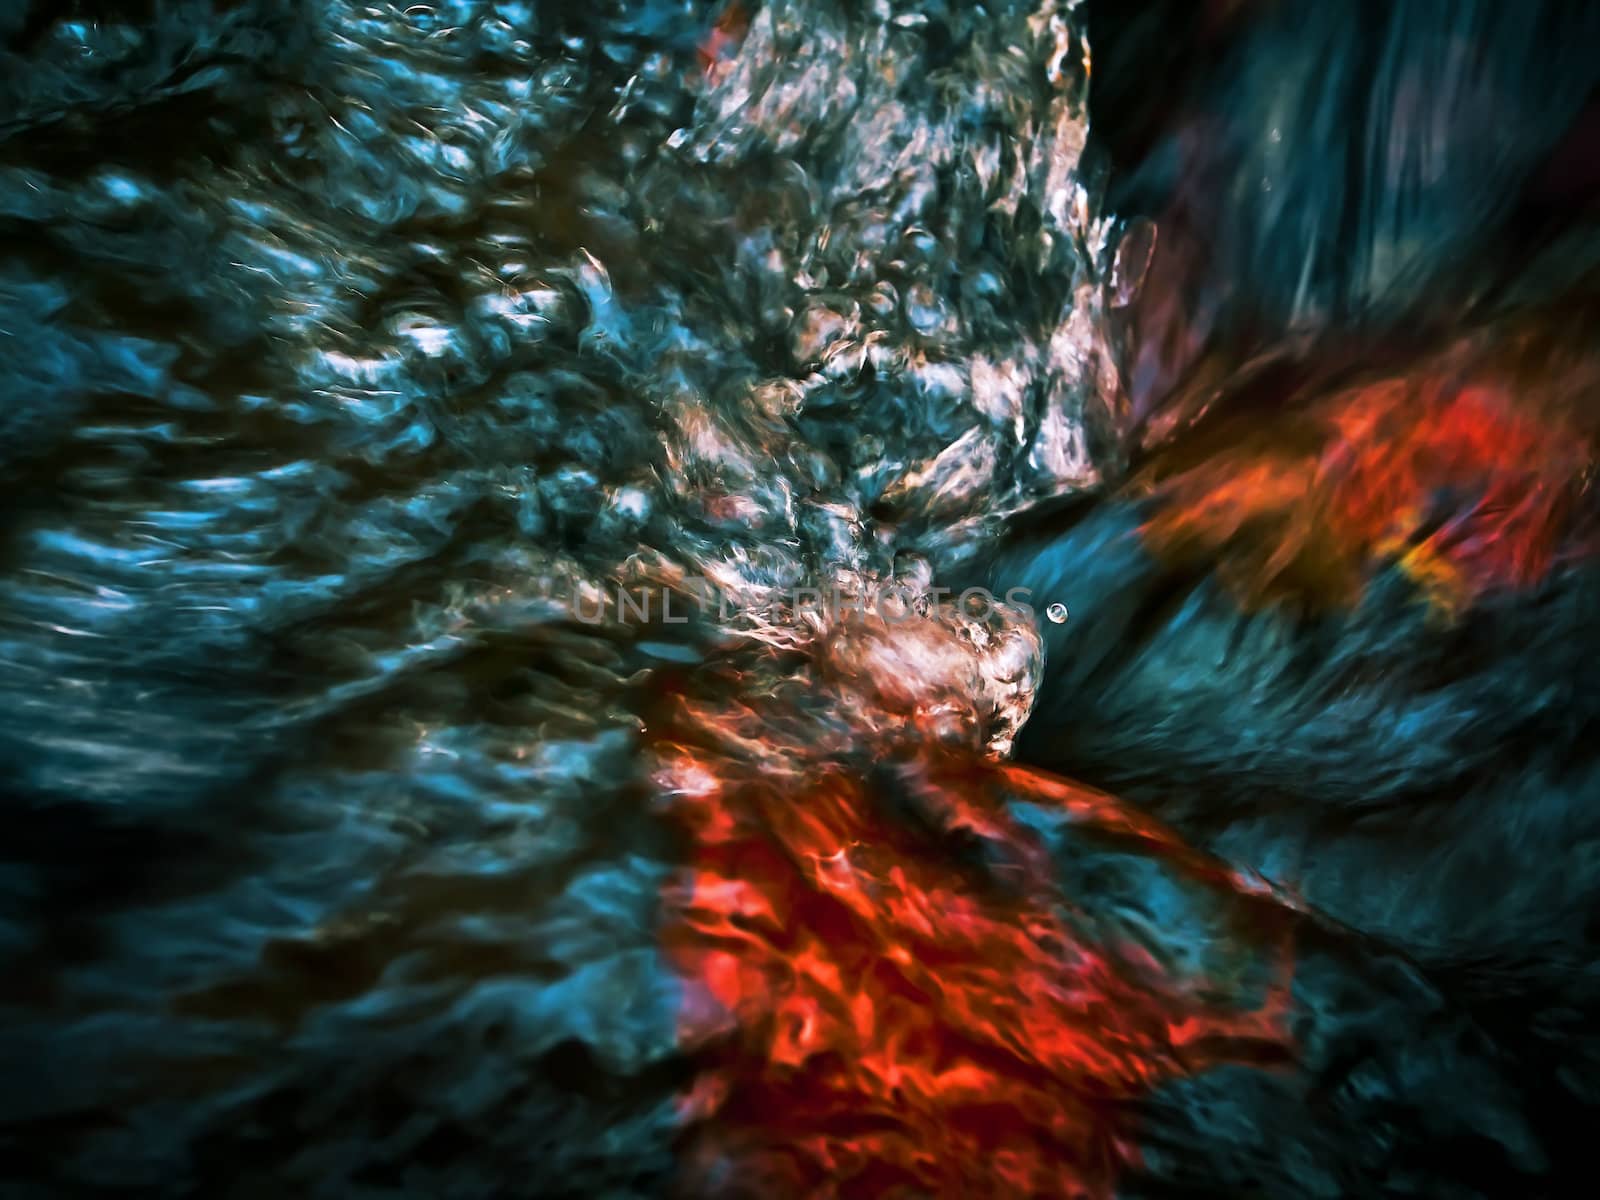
left=1046, top=603, right=1069, bottom=624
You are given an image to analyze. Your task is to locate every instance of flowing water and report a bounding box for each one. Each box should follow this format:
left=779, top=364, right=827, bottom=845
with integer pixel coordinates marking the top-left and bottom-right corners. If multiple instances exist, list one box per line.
left=4, top=2, right=1600, bottom=1197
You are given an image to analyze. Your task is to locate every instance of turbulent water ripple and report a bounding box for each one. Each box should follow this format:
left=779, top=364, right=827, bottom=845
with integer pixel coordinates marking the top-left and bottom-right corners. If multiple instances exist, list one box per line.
left=0, top=2, right=1141, bottom=1194
left=8, top=1, right=1599, bottom=1196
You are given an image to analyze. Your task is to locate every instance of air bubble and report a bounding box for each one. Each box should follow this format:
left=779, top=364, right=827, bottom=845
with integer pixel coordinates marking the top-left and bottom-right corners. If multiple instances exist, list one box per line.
left=1046, top=603, right=1069, bottom=624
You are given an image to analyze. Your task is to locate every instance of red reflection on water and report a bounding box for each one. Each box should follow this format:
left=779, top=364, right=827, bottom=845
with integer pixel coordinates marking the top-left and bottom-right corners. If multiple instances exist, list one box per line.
left=1142, top=364, right=1593, bottom=614
left=655, top=707, right=1295, bottom=1198
left=698, top=3, right=749, bottom=84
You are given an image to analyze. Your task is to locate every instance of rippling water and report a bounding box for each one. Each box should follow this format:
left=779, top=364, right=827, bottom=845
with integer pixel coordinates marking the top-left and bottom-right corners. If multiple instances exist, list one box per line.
left=4, top=2, right=1600, bottom=1197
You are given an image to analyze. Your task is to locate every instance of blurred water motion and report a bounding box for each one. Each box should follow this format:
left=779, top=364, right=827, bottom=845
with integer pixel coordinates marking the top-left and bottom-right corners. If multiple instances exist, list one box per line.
left=3, top=2, right=1600, bottom=1197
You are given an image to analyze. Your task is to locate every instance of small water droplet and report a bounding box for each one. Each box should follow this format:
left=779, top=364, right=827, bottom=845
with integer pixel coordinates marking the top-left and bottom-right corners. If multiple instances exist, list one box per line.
left=1046, top=603, right=1069, bottom=624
